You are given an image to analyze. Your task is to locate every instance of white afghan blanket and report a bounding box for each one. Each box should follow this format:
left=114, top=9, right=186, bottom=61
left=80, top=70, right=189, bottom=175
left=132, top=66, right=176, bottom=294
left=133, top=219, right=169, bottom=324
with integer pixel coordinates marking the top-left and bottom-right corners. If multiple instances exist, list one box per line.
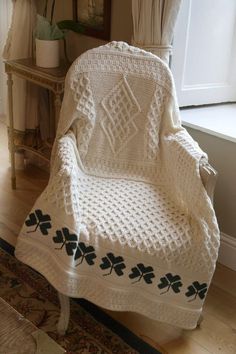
left=15, top=42, right=220, bottom=329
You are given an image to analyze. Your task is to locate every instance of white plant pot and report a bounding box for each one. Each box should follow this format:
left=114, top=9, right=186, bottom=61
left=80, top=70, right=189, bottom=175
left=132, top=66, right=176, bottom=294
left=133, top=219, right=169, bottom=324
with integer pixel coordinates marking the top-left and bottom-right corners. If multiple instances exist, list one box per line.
left=35, top=38, right=60, bottom=68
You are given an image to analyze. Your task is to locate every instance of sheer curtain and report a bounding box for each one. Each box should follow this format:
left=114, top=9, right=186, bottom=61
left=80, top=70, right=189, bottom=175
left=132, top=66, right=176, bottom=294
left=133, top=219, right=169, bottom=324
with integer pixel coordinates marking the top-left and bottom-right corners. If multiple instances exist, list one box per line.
left=3, top=0, right=49, bottom=169
left=132, top=0, right=182, bottom=64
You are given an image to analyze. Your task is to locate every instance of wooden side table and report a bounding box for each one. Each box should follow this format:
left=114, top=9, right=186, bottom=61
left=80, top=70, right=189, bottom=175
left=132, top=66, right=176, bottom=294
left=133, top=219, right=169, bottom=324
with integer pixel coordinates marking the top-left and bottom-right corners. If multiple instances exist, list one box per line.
left=5, top=58, right=69, bottom=189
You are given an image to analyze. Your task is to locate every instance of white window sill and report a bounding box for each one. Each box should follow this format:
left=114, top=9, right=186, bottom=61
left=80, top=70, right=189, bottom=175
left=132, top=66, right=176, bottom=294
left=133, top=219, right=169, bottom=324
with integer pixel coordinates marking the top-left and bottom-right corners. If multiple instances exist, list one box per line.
left=180, top=104, right=236, bottom=143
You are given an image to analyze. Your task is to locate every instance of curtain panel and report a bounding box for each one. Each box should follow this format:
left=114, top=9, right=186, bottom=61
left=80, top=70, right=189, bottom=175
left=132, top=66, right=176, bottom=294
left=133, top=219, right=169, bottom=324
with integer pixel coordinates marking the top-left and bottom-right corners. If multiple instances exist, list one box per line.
left=132, top=0, right=182, bottom=64
left=3, top=0, right=50, bottom=168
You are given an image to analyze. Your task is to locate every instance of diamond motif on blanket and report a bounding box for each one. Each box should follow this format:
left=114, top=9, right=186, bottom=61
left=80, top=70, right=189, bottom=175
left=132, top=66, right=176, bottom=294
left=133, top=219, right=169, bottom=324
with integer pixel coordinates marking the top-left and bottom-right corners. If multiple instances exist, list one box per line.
left=101, top=77, right=141, bottom=154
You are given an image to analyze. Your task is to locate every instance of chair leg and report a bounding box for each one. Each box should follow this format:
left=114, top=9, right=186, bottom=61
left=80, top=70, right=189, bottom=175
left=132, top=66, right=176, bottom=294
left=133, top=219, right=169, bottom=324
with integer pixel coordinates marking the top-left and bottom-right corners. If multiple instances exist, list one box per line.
left=57, top=292, right=70, bottom=335
left=197, top=314, right=203, bottom=327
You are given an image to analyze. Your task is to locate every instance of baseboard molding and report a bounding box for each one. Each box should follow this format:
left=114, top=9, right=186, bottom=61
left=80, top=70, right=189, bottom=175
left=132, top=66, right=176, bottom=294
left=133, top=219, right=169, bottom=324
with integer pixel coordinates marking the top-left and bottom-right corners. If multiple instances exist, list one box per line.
left=218, top=232, right=236, bottom=271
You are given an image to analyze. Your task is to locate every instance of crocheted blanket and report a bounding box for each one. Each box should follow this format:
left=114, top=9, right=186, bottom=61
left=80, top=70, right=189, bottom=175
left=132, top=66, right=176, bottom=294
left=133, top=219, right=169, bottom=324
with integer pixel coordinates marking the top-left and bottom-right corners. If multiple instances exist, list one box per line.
left=15, top=42, right=220, bottom=329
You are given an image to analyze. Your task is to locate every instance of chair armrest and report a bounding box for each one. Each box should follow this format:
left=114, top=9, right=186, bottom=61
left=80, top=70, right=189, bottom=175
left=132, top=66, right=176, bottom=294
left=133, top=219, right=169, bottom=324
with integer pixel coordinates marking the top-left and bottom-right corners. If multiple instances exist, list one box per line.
left=199, top=159, right=218, bottom=204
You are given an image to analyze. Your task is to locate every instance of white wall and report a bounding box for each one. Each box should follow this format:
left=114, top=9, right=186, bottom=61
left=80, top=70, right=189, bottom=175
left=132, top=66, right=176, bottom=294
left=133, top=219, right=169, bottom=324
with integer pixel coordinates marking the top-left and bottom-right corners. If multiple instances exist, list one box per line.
left=186, top=127, right=236, bottom=239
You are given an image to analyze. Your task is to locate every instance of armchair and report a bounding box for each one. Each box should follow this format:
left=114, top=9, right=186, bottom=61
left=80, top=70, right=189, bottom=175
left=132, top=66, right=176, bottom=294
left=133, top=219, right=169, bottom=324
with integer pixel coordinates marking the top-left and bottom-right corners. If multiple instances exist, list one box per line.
left=15, top=42, right=220, bottom=334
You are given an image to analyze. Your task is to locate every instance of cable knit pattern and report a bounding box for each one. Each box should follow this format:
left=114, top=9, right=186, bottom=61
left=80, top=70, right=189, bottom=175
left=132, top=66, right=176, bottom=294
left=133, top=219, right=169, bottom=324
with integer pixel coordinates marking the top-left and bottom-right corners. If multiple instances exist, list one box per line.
left=101, top=76, right=141, bottom=155
left=146, top=85, right=166, bottom=160
left=15, top=42, right=220, bottom=330
left=71, top=73, right=95, bottom=159
left=43, top=137, right=192, bottom=260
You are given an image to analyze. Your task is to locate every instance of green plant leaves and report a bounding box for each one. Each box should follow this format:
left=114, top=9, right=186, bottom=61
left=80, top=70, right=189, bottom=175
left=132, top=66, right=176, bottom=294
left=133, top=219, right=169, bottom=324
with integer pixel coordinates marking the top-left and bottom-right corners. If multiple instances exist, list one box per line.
left=35, top=15, right=65, bottom=40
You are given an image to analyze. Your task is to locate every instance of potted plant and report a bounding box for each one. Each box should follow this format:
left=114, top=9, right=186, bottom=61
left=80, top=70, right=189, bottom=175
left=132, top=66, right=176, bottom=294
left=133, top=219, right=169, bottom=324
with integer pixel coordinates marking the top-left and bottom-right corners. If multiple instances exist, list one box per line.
left=35, top=0, right=65, bottom=68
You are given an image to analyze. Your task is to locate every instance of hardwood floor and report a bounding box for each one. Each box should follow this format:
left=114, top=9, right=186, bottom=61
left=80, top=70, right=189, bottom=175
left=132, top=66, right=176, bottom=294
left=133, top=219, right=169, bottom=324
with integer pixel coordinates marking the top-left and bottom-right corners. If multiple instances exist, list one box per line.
left=0, top=121, right=236, bottom=353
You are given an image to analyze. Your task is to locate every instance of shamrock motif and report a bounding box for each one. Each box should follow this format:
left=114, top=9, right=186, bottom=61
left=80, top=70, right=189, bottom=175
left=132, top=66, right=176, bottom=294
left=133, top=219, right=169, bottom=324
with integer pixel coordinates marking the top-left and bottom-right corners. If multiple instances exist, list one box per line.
left=100, top=253, right=126, bottom=276
left=129, top=263, right=155, bottom=284
left=53, top=228, right=77, bottom=256
left=185, top=281, right=208, bottom=302
left=25, top=209, right=51, bottom=235
left=158, top=273, right=183, bottom=294
left=74, top=242, right=97, bottom=266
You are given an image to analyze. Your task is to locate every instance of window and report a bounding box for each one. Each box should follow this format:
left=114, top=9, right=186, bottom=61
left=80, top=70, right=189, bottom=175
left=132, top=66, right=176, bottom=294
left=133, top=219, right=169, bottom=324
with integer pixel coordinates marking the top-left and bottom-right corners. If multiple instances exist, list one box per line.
left=171, top=0, right=236, bottom=107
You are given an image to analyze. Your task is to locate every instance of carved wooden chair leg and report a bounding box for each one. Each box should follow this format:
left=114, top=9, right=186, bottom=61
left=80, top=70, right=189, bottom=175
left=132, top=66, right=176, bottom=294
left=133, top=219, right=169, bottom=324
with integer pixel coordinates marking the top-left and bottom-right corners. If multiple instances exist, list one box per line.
left=57, top=292, right=70, bottom=335
left=197, top=314, right=204, bottom=327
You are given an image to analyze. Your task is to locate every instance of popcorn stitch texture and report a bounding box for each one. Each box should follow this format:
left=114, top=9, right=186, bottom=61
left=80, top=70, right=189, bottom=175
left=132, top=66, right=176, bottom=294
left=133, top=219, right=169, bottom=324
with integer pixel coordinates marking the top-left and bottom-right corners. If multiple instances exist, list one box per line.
left=15, top=42, right=220, bottom=329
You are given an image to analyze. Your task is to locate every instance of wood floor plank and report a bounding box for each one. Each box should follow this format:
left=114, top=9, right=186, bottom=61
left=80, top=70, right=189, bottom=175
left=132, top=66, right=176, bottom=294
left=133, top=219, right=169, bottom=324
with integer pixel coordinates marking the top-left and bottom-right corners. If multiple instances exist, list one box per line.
left=163, top=336, right=211, bottom=354
left=204, top=285, right=236, bottom=329
left=185, top=311, right=236, bottom=354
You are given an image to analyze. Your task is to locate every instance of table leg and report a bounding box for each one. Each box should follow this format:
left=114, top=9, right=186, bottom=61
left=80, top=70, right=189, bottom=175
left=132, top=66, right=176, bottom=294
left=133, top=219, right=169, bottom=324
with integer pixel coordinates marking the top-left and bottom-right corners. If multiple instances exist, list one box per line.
left=54, top=93, right=61, bottom=134
left=7, top=73, right=16, bottom=189
left=48, top=91, right=55, bottom=141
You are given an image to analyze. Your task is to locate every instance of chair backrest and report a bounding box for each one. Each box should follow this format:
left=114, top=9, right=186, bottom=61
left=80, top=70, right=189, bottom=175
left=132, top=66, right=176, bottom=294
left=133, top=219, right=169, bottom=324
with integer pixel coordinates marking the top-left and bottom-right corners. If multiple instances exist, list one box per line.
left=58, top=42, right=176, bottom=181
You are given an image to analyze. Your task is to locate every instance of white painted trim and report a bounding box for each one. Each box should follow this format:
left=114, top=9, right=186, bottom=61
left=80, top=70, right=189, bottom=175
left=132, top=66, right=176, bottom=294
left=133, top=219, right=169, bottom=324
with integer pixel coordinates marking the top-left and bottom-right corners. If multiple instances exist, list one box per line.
left=218, top=232, right=236, bottom=271
left=172, top=0, right=236, bottom=106
left=183, top=121, right=236, bottom=144
left=181, top=103, right=236, bottom=144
